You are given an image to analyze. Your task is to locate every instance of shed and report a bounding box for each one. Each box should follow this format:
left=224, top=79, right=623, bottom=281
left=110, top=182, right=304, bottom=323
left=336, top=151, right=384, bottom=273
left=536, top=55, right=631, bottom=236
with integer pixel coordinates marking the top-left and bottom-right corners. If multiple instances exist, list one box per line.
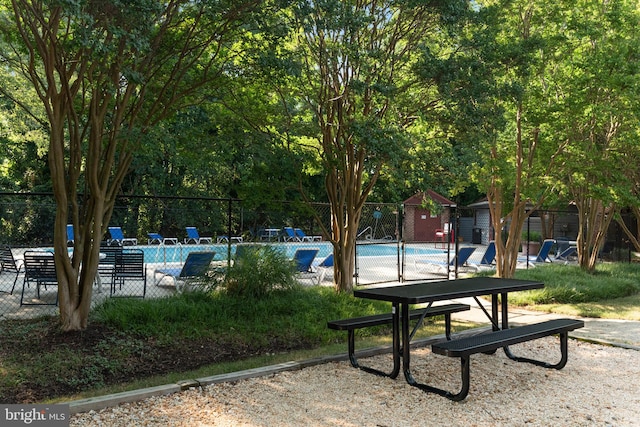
left=403, top=190, right=456, bottom=242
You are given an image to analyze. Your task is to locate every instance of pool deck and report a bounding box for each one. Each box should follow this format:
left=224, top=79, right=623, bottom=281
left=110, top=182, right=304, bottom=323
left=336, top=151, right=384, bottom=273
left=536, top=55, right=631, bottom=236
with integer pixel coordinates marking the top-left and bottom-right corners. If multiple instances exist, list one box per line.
left=1, top=242, right=494, bottom=319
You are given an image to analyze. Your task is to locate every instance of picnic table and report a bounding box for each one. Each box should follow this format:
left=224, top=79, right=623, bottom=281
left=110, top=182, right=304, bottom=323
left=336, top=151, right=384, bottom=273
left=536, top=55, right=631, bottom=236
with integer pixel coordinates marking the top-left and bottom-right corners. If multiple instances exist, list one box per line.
left=352, top=277, right=583, bottom=400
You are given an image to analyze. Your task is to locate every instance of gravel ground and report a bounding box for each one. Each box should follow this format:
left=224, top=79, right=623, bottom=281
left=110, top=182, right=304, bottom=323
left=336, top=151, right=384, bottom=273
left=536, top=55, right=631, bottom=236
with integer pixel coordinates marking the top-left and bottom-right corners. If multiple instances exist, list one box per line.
left=70, top=338, right=640, bottom=426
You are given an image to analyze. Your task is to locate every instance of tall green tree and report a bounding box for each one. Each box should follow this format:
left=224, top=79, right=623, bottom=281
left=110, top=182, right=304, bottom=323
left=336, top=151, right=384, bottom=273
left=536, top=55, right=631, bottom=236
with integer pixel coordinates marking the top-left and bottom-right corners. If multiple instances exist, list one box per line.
left=551, top=0, right=640, bottom=271
left=424, top=1, right=573, bottom=277
left=0, top=0, right=263, bottom=330
left=285, top=0, right=468, bottom=292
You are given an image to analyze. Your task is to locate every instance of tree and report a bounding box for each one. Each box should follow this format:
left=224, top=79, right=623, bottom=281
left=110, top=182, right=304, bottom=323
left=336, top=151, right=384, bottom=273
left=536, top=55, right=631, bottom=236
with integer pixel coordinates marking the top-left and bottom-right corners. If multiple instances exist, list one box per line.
left=286, top=0, right=468, bottom=292
left=551, top=0, right=640, bottom=271
left=420, top=1, right=550, bottom=277
left=0, top=0, right=263, bottom=330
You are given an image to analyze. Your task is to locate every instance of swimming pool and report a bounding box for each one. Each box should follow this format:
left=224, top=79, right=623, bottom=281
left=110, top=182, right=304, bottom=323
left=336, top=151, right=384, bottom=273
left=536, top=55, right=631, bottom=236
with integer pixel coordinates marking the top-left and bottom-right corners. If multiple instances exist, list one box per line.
left=137, top=242, right=445, bottom=264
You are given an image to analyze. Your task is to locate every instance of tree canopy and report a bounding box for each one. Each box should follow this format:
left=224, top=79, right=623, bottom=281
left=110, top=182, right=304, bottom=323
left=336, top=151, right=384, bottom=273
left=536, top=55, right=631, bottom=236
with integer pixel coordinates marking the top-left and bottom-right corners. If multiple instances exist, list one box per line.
left=1, top=0, right=640, bottom=328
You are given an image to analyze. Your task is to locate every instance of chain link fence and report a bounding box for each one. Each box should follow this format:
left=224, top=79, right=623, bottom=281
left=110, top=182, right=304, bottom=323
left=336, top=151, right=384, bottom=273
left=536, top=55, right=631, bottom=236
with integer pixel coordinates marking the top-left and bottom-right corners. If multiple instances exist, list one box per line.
left=1, top=193, right=637, bottom=319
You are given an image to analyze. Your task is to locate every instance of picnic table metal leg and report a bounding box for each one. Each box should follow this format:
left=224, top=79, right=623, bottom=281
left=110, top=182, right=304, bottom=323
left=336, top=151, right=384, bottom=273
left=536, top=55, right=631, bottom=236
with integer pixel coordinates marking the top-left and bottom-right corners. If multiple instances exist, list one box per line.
left=347, top=303, right=401, bottom=379
left=504, top=330, right=571, bottom=369
left=402, top=299, right=471, bottom=401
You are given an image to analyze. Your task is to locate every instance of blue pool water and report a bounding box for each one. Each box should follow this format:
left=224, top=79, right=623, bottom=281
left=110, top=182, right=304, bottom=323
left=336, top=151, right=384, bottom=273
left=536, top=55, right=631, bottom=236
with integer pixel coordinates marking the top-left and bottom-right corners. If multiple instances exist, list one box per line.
left=137, top=242, right=444, bottom=264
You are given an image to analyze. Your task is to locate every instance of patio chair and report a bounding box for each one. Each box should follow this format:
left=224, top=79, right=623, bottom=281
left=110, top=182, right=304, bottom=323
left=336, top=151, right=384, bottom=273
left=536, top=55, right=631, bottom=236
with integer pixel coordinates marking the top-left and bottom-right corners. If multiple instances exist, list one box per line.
left=415, top=246, right=477, bottom=275
left=108, top=226, right=138, bottom=246
left=97, top=244, right=123, bottom=287
left=216, top=234, right=244, bottom=244
left=67, top=224, right=75, bottom=246
left=184, top=227, right=212, bottom=244
left=111, top=249, right=146, bottom=298
left=312, top=253, right=334, bottom=283
left=280, top=227, right=300, bottom=242
left=153, top=251, right=216, bottom=292
left=147, top=232, right=178, bottom=245
left=468, top=241, right=496, bottom=271
left=292, top=248, right=320, bottom=283
left=518, top=239, right=555, bottom=266
left=0, top=245, right=23, bottom=295
left=21, top=251, right=58, bottom=306
left=554, top=245, right=577, bottom=262
left=294, top=228, right=322, bottom=242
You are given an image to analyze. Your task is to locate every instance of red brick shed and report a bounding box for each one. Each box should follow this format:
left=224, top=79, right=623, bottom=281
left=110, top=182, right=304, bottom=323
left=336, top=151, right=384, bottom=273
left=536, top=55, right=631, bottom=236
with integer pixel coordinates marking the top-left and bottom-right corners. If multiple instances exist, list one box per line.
left=403, top=190, right=456, bottom=242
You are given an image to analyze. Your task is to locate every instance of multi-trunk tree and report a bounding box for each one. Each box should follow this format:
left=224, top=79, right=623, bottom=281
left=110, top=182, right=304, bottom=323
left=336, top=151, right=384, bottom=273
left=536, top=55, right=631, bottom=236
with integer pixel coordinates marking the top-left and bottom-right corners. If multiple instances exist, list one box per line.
left=550, top=0, right=640, bottom=272
left=288, top=0, right=468, bottom=292
left=0, top=0, right=263, bottom=330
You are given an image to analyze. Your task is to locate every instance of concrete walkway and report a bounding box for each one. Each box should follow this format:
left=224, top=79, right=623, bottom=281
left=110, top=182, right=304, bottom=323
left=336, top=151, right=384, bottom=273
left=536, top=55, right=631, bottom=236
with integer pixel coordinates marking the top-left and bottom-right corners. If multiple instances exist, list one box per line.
left=451, top=296, right=640, bottom=349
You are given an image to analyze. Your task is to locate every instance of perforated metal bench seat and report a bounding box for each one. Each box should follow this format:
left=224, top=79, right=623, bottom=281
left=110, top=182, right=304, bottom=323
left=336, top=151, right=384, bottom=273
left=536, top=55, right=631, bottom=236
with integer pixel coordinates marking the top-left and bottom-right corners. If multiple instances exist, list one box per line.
left=328, top=303, right=470, bottom=373
left=428, top=318, right=584, bottom=401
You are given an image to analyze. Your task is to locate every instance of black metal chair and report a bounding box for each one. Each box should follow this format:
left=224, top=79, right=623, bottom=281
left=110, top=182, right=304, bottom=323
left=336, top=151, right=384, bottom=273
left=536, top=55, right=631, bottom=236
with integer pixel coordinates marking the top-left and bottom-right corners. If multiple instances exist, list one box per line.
left=0, top=245, right=23, bottom=295
left=98, top=244, right=123, bottom=286
left=111, top=249, right=146, bottom=298
left=21, top=251, right=58, bottom=306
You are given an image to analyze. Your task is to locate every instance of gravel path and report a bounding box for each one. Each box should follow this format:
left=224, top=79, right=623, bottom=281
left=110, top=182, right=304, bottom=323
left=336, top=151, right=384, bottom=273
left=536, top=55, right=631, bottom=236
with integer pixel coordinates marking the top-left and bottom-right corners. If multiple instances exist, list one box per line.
left=70, top=338, right=639, bottom=426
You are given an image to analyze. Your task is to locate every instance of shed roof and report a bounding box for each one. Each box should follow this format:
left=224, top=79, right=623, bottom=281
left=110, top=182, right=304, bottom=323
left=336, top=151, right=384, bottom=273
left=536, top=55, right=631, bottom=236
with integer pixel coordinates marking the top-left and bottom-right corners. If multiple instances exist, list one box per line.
left=404, top=190, right=456, bottom=207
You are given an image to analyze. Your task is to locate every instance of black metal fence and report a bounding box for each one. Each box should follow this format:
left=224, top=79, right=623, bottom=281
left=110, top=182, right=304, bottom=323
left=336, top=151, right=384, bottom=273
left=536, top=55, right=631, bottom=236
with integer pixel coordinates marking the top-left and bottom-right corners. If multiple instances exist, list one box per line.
left=0, top=193, right=636, bottom=320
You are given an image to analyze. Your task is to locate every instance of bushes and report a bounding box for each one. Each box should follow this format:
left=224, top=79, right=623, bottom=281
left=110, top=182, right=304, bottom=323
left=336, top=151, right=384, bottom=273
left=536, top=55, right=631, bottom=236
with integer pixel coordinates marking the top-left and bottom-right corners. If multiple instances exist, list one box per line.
left=222, top=245, right=299, bottom=298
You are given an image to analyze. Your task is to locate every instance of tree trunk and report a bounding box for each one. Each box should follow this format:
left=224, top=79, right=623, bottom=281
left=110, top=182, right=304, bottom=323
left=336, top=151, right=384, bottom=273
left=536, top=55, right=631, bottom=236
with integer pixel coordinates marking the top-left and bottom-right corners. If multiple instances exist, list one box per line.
left=616, top=207, right=640, bottom=252
left=575, top=198, right=613, bottom=273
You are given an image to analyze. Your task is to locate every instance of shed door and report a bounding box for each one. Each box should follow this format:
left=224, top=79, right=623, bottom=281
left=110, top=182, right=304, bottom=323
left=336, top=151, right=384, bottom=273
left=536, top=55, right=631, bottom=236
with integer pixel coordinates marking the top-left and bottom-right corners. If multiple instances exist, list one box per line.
left=413, top=209, right=441, bottom=241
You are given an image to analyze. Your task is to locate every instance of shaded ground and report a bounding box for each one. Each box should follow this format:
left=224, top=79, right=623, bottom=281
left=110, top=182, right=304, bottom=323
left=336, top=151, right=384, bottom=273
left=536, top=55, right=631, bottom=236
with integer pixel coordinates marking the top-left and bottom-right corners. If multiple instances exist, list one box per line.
left=0, top=318, right=308, bottom=404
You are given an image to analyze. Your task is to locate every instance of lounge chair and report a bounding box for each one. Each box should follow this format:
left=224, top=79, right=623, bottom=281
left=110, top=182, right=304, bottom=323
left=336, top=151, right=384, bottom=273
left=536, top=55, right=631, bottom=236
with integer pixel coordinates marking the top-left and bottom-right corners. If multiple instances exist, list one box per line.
left=292, top=248, right=319, bottom=283
left=184, top=227, right=212, bottom=244
left=554, top=245, right=577, bottom=262
left=67, top=224, right=75, bottom=246
left=312, top=253, right=334, bottom=283
left=294, top=228, right=322, bottom=242
left=468, top=241, right=496, bottom=271
left=153, top=251, right=216, bottom=292
left=147, top=233, right=178, bottom=245
left=415, top=246, right=477, bottom=275
left=216, top=234, right=244, bottom=244
left=108, top=226, right=138, bottom=246
left=518, top=239, right=555, bottom=266
left=0, top=245, right=23, bottom=294
left=280, top=227, right=300, bottom=242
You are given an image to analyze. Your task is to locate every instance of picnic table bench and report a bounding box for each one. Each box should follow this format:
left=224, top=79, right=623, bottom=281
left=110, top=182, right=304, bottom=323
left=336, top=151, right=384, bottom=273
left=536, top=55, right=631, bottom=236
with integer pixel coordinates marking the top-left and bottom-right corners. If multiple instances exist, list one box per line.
left=328, top=303, right=470, bottom=376
left=429, top=318, right=585, bottom=401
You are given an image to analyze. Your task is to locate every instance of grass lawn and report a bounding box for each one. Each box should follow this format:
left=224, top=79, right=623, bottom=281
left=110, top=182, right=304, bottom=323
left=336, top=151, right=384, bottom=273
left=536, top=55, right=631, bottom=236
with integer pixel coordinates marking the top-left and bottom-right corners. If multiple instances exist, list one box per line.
left=1, top=261, right=639, bottom=404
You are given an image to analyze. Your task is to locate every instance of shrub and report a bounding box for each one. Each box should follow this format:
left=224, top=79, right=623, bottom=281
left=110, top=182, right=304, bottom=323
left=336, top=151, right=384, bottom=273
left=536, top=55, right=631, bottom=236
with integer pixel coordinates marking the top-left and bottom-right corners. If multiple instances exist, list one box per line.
left=521, top=230, right=542, bottom=242
left=222, top=245, right=299, bottom=298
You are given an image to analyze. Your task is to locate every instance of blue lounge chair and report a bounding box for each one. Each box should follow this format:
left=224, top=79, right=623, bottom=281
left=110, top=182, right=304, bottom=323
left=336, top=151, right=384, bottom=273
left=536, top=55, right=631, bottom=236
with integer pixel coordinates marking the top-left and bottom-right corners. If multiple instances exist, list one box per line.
left=415, top=246, right=477, bottom=275
left=467, top=241, right=496, bottom=271
left=294, top=228, right=322, bottom=242
left=147, top=232, right=178, bottom=245
left=518, top=239, right=555, bottom=266
left=554, top=245, right=577, bottom=262
left=292, top=248, right=319, bottom=282
left=67, top=224, right=75, bottom=246
left=153, top=251, right=216, bottom=291
left=313, top=253, right=334, bottom=283
left=108, top=226, right=138, bottom=246
left=479, top=241, right=496, bottom=265
left=184, top=227, right=212, bottom=244
left=280, top=227, right=300, bottom=242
